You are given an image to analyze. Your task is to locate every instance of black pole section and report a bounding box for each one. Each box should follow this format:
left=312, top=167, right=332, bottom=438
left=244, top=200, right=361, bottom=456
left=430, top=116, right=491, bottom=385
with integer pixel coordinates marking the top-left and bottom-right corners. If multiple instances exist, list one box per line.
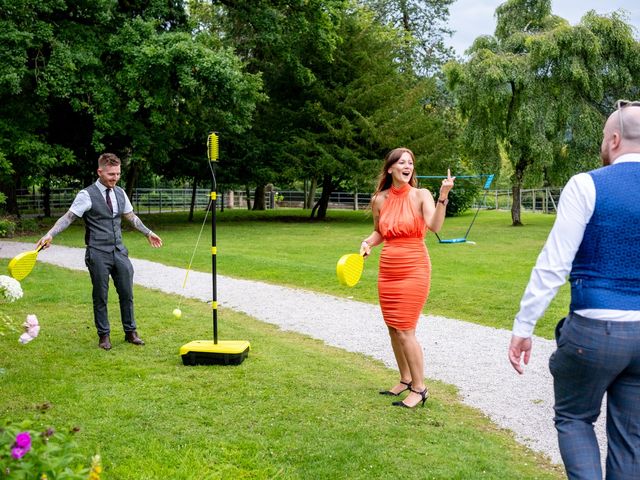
left=211, top=169, right=218, bottom=344
left=207, top=131, right=219, bottom=345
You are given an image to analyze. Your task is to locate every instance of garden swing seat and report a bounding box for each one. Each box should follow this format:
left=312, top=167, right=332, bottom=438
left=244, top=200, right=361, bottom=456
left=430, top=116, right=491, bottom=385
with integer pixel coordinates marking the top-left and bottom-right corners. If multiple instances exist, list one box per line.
left=417, top=174, right=494, bottom=244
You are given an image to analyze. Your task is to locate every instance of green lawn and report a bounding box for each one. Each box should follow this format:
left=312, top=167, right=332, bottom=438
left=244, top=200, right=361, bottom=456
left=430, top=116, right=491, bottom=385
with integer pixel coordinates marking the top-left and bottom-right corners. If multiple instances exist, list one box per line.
left=18, top=208, right=567, bottom=339
left=1, top=256, right=563, bottom=479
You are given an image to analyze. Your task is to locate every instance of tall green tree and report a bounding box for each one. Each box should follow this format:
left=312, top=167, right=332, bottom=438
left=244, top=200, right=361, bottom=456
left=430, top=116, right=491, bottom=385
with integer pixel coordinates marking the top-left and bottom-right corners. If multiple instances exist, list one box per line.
left=361, top=0, right=455, bottom=74
left=195, top=1, right=458, bottom=218
left=284, top=8, right=398, bottom=219
left=280, top=5, right=458, bottom=219
left=0, top=0, right=263, bottom=215
left=94, top=18, right=264, bottom=197
left=192, top=0, right=348, bottom=211
left=444, top=0, right=640, bottom=225
left=0, top=0, right=113, bottom=214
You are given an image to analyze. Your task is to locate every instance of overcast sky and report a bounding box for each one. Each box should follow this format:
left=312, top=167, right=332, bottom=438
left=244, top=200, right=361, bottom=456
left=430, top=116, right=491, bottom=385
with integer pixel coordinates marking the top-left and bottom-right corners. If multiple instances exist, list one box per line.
left=446, top=0, right=640, bottom=57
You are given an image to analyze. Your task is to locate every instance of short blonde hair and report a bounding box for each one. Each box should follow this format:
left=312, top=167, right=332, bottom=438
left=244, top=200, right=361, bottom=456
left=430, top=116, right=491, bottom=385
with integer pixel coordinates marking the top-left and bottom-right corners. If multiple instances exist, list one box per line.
left=98, top=153, right=121, bottom=168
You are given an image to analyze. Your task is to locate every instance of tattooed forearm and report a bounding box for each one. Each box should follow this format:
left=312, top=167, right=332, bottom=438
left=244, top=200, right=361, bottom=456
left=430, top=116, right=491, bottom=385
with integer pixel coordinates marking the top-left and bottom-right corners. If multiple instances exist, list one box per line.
left=47, top=211, right=79, bottom=237
left=124, top=212, right=151, bottom=236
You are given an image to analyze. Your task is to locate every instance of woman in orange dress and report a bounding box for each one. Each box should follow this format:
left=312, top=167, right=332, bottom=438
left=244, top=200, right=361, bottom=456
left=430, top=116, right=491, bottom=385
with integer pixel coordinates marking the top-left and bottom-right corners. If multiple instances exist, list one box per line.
left=361, top=147, right=454, bottom=408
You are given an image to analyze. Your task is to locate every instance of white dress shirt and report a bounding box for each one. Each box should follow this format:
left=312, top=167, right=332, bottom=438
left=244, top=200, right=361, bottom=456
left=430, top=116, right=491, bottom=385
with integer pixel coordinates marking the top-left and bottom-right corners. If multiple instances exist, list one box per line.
left=69, top=180, right=134, bottom=218
left=512, top=153, right=640, bottom=338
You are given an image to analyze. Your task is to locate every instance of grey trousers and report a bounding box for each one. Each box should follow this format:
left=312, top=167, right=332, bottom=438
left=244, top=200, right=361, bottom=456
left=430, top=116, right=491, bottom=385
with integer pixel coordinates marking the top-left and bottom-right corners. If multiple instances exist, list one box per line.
left=85, top=247, right=136, bottom=336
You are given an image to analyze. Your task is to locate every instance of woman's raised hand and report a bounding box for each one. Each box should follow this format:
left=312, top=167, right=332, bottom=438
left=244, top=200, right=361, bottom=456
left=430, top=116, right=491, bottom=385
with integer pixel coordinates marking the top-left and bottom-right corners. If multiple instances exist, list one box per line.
left=440, top=168, right=455, bottom=197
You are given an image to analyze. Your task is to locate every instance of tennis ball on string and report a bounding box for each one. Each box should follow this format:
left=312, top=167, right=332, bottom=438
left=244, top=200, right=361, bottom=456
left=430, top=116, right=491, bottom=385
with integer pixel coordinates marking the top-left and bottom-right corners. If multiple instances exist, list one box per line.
left=172, top=308, right=182, bottom=319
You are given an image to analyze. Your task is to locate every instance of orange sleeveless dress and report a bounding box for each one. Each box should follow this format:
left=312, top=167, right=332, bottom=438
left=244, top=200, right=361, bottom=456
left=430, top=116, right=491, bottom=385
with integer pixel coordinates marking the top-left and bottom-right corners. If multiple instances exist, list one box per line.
left=377, top=184, right=431, bottom=330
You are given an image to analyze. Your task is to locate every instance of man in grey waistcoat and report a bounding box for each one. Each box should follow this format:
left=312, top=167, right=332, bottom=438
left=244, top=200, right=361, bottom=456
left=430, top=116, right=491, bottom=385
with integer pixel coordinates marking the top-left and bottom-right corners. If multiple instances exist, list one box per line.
left=37, top=153, right=163, bottom=350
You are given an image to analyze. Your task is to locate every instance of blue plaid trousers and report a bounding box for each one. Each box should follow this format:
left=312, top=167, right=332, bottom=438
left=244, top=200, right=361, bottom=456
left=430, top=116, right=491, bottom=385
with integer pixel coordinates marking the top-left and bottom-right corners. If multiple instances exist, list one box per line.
left=550, top=312, right=640, bottom=480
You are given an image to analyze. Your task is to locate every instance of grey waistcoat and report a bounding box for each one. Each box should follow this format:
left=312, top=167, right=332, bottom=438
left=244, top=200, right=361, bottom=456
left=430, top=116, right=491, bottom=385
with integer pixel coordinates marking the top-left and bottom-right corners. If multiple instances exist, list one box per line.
left=84, top=184, right=127, bottom=253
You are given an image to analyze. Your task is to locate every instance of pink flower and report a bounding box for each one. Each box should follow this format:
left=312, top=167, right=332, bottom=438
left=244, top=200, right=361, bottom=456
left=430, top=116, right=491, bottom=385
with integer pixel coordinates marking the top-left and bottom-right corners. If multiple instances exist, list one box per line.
left=19, top=314, right=39, bottom=344
left=11, top=432, right=31, bottom=459
left=19, top=332, right=33, bottom=344
left=24, top=315, right=38, bottom=329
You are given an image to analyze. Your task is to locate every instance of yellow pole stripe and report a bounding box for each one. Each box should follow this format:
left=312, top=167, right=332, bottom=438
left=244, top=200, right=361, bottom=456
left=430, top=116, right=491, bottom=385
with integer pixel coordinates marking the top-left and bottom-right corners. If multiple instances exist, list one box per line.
left=210, top=192, right=217, bottom=200
left=212, top=302, right=218, bottom=309
left=211, top=247, right=217, bottom=255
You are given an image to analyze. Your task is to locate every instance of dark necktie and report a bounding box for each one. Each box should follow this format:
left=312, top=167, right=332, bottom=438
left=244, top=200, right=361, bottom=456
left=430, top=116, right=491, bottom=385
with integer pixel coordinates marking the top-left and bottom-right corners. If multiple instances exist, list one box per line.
left=105, top=188, right=113, bottom=214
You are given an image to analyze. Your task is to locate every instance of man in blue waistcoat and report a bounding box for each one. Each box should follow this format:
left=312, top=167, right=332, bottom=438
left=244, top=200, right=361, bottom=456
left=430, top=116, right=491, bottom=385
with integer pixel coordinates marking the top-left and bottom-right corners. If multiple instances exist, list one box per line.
left=508, top=101, right=640, bottom=479
left=37, top=153, right=163, bottom=350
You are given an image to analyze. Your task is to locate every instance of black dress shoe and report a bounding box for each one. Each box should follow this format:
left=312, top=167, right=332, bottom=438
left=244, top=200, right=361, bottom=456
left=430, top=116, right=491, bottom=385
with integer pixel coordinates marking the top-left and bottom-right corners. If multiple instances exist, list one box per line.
left=125, top=331, right=145, bottom=345
left=98, top=335, right=112, bottom=350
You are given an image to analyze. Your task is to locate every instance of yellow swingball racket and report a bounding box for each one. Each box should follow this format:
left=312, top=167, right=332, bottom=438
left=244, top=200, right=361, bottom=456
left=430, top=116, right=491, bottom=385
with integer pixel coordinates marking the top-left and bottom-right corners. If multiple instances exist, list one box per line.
left=8, top=245, right=45, bottom=281
left=336, top=253, right=365, bottom=287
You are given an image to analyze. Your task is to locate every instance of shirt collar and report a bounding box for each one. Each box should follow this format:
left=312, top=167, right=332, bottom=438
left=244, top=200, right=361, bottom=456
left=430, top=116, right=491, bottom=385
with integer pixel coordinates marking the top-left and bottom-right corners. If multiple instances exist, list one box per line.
left=95, top=180, right=110, bottom=192
left=613, top=153, right=640, bottom=164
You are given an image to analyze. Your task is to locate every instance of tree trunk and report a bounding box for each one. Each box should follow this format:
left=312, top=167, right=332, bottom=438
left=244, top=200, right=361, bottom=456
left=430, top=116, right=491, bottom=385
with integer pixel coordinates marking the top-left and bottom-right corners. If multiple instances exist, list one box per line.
left=124, top=161, right=140, bottom=200
left=303, top=179, right=308, bottom=208
left=305, top=177, right=317, bottom=209
left=310, top=174, right=333, bottom=220
left=244, top=184, right=252, bottom=210
left=0, top=177, right=19, bottom=216
left=188, top=175, right=197, bottom=222
left=43, top=179, right=51, bottom=218
left=252, top=184, right=266, bottom=210
left=401, top=5, right=410, bottom=31
left=511, top=184, right=523, bottom=226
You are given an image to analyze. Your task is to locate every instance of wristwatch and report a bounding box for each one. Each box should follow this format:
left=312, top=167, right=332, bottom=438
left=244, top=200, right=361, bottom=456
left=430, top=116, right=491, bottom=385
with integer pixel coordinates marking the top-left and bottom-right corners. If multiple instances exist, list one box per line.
left=438, top=198, right=449, bottom=206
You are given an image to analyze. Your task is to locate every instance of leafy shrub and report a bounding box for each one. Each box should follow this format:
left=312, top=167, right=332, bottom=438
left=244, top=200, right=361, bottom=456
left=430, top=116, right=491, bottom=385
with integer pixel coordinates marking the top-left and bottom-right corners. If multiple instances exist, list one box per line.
left=0, top=218, right=16, bottom=238
left=0, top=421, right=101, bottom=479
left=420, top=179, right=480, bottom=217
left=17, top=218, right=39, bottom=235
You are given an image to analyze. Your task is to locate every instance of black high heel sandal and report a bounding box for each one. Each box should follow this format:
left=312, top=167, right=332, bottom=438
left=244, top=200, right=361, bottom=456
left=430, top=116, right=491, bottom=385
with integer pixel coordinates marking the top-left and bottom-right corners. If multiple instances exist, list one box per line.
left=379, top=380, right=412, bottom=396
left=392, top=387, right=428, bottom=408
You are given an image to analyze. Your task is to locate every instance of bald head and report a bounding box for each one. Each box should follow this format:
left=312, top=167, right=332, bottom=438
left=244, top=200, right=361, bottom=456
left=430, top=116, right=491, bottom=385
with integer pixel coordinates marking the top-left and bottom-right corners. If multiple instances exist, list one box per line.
left=601, top=103, right=640, bottom=165
left=613, top=105, right=640, bottom=141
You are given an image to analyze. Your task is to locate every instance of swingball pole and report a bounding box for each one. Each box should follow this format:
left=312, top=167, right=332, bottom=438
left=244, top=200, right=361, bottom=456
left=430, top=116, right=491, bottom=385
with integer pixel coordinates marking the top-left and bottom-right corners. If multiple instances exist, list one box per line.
left=210, top=132, right=219, bottom=344
left=179, top=132, right=250, bottom=366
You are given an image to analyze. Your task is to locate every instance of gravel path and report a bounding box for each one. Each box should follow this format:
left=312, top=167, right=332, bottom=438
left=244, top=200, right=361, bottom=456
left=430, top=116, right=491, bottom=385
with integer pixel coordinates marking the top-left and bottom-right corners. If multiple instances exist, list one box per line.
left=1, top=240, right=607, bottom=466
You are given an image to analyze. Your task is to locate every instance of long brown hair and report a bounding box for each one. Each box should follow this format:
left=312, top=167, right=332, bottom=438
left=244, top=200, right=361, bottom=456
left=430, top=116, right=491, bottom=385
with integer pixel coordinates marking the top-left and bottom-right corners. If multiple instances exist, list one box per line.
left=372, top=148, right=417, bottom=202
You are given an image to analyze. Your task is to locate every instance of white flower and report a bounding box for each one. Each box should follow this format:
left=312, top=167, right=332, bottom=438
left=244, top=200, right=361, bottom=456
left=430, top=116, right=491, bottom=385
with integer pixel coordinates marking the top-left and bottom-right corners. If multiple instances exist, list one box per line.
left=0, top=275, right=23, bottom=303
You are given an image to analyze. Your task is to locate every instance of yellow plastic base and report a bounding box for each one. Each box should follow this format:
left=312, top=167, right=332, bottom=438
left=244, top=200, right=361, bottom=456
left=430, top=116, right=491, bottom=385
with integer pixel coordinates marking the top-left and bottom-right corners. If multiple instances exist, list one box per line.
left=180, top=340, right=250, bottom=366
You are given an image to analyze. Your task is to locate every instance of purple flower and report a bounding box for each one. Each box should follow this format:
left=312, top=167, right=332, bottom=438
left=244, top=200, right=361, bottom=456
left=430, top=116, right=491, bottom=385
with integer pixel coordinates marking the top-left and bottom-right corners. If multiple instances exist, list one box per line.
left=11, top=432, right=31, bottom=459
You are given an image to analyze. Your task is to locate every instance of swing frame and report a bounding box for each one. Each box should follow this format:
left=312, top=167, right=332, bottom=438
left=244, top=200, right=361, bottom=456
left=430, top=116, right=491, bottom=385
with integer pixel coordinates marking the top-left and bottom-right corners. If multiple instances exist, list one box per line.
left=417, top=174, right=495, bottom=244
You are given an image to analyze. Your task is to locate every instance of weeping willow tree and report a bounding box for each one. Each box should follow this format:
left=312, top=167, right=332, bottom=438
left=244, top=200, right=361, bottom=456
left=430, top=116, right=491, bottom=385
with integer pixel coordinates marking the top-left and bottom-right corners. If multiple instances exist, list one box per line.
left=444, top=0, right=640, bottom=225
